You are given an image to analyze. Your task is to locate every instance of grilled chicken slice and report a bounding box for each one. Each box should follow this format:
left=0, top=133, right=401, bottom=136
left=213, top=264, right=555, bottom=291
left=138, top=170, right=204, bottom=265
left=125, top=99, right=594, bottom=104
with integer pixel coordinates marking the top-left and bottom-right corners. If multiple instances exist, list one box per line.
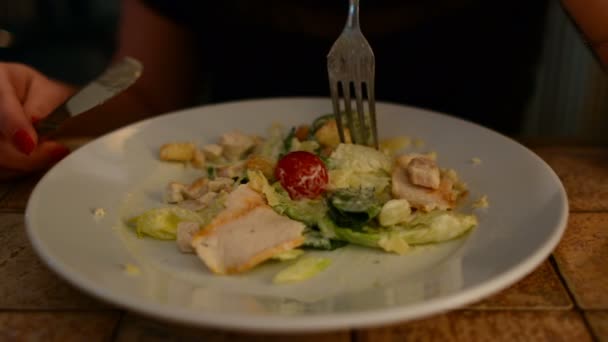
left=407, top=157, right=440, bottom=189
left=396, top=153, right=435, bottom=169
left=191, top=184, right=305, bottom=274
left=177, top=192, right=218, bottom=211
left=220, top=131, right=255, bottom=161
left=176, top=221, right=200, bottom=253
left=165, top=182, right=186, bottom=203
left=207, top=177, right=235, bottom=193
left=392, top=164, right=456, bottom=212
left=183, top=177, right=209, bottom=199
left=217, top=160, right=246, bottom=178
left=201, top=144, right=223, bottom=161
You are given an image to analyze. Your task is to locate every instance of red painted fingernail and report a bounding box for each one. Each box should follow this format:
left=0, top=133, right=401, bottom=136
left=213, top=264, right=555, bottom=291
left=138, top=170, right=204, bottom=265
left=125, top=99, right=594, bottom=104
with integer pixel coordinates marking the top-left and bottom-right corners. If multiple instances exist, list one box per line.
left=12, top=129, right=35, bottom=155
left=49, top=145, right=71, bottom=163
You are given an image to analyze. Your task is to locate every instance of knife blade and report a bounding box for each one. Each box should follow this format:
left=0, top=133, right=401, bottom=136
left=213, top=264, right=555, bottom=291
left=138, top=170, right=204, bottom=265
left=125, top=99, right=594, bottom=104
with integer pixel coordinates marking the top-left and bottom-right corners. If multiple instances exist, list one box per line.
left=35, top=57, right=143, bottom=137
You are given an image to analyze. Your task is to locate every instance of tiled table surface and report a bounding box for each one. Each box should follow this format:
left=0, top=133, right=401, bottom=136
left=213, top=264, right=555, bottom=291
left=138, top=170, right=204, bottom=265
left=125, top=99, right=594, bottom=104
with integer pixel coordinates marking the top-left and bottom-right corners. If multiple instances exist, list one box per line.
left=0, top=143, right=606, bottom=341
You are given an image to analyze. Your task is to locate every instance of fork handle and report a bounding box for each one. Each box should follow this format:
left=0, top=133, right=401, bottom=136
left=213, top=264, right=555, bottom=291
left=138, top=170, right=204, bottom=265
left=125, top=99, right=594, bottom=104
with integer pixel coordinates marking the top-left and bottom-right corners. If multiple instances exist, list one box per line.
left=346, top=0, right=360, bottom=30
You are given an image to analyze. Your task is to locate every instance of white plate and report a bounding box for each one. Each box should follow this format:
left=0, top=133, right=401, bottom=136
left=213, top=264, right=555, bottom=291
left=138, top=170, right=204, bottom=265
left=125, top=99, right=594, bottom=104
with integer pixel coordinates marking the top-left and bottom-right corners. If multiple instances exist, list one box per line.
left=25, top=98, right=568, bottom=332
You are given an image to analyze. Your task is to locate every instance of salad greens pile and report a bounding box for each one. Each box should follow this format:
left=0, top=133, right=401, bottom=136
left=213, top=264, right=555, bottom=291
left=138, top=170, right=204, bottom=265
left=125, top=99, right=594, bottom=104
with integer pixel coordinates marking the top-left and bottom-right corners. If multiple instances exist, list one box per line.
left=128, top=113, right=478, bottom=281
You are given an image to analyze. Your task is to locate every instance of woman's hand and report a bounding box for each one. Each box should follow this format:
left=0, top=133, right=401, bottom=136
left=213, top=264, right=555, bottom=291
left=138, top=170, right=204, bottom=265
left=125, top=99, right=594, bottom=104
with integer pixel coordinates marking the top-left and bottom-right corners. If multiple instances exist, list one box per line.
left=0, top=62, right=75, bottom=180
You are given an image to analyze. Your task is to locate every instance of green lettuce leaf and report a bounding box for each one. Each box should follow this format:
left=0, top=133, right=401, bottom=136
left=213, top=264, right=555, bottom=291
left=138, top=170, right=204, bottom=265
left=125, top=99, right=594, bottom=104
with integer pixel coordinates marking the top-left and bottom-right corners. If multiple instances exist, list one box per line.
left=248, top=170, right=328, bottom=226
left=134, top=206, right=204, bottom=240
left=255, top=123, right=285, bottom=162
left=318, top=210, right=477, bottom=253
left=302, top=229, right=348, bottom=250
left=273, top=257, right=331, bottom=284
left=328, top=143, right=392, bottom=173
left=328, top=188, right=381, bottom=229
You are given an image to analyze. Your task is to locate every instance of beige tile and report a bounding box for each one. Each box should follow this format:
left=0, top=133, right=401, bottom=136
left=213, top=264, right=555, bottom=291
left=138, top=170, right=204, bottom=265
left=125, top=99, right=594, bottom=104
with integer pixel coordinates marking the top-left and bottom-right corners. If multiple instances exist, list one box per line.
left=533, top=146, right=608, bottom=211
left=469, top=260, right=572, bottom=310
left=0, top=173, right=43, bottom=213
left=553, top=213, right=608, bottom=309
left=585, top=311, right=608, bottom=342
left=0, top=213, right=109, bottom=309
left=356, top=311, right=593, bottom=342
left=0, top=311, right=120, bottom=342
left=115, top=313, right=351, bottom=342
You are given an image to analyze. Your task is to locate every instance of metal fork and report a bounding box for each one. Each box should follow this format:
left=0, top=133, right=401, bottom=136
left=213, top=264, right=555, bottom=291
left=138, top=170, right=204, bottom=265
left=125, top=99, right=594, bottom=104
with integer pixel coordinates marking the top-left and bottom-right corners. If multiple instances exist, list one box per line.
left=327, top=0, right=378, bottom=148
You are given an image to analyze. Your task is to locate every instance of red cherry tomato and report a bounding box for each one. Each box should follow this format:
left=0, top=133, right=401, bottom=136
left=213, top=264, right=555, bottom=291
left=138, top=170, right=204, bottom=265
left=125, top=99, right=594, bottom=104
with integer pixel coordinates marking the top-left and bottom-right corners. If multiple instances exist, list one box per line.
left=275, top=151, right=329, bottom=200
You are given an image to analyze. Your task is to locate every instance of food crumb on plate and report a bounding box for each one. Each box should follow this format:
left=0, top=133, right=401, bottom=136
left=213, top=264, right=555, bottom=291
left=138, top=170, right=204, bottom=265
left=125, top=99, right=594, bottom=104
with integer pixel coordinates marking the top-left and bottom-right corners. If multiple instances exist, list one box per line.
left=472, top=195, right=489, bottom=209
left=123, top=263, right=141, bottom=276
left=471, top=157, right=482, bottom=165
left=92, top=207, right=106, bottom=220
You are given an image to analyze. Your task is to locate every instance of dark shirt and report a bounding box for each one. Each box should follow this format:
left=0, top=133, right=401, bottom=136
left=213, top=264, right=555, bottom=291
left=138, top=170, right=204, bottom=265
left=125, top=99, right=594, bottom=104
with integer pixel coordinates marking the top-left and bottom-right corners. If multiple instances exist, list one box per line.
left=143, top=0, right=549, bottom=134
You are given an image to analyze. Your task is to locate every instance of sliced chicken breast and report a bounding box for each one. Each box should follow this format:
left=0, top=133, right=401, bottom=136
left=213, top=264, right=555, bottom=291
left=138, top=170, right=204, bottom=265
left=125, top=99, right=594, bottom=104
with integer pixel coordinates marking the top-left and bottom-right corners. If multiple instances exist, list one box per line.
left=392, top=167, right=455, bottom=212
left=220, top=131, right=255, bottom=161
left=191, top=184, right=305, bottom=274
left=407, top=157, right=440, bottom=189
left=176, top=221, right=200, bottom=253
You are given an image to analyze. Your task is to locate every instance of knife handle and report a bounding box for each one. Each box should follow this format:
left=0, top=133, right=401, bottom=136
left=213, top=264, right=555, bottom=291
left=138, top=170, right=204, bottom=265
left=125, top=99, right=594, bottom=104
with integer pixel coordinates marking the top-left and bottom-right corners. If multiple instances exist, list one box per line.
left=33, top=57, right=142, bottom=139
left=34, top=103, right=72, bottom=138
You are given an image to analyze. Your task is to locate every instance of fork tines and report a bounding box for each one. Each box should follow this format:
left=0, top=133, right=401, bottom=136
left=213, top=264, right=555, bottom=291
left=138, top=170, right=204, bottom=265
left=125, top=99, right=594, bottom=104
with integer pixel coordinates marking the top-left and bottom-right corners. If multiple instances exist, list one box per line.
left=329, top=79, right=378, bottom=148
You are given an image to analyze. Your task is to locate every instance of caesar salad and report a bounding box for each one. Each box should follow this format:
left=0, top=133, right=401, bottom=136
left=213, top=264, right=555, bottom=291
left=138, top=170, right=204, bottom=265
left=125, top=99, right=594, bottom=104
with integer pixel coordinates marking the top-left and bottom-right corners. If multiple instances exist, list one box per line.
left=127, top=114, right=477, bottom=283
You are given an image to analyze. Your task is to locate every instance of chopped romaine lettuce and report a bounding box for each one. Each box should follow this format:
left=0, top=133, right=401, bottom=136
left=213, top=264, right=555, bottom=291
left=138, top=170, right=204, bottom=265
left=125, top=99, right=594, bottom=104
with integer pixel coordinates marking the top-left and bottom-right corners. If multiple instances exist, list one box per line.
left=328, top=143, right=392, bottom=173
left=328, top=188, right=381, bottom=229
left=395, top=211, right=478, bottom=244
left=247, top=170, right=282, bottom=207
left=302, top=229, right=348, bottom=250
left=378, top=232, right=411, bottom=255
left=283, top=198, right=327, bottom=227
left=318, top=216, right=380, bottom=247
left=328, top=169, right=390, bottom=194
left=327, top=143, right=391, bottom=195
left=288, top=138, right=320, bottom=154
left=134, top=206, right=204, bottom=240
left=256, top=123, right=285, bottom=162
left=248, top=169, right=327, bottom=226
left=318, top=210, right=477, bottom=254
left=310, top=113, right=335, bottom=136
left=378, top=199, right=412, bottom=227
left=272, top=257, right=331, bottom=284
left=282, top=127, right=296, bottom=155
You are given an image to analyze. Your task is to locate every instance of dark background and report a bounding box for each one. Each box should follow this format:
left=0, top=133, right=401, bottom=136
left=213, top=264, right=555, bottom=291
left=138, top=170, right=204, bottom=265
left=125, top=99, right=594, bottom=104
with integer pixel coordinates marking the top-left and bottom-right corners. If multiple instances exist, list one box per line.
left=0, top=0, right=606, bottom=141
